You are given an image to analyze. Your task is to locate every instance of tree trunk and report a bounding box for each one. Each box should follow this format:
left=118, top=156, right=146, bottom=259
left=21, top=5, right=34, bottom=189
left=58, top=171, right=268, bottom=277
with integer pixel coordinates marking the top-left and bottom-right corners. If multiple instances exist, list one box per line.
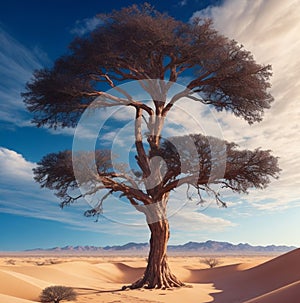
left=125, top=200, right=185, bottom=289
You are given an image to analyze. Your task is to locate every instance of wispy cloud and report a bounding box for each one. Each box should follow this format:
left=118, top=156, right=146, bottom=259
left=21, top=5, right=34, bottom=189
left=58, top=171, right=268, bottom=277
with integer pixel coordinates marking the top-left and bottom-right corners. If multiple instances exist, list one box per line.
left=70, top=16, right=103, bottom=36
left=0, top=147, right=146, bottom=237
left=169, top=204, right=236, bottom=232
left=0, top=26, right=48, bottom=127
left=0, top=148, right=80, bottom=221
left=166, top=186, right=236, bottom=231
left=190, top=0, right=300, bottom=212
left=0, top=147, right=235, bottom=241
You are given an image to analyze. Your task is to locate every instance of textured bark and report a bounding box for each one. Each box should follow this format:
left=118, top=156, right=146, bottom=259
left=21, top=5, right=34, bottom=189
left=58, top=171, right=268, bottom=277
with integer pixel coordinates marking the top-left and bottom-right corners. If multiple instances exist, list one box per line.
left=124, top=196, right=184, bottom=290
left=128, top=218, right=184, bottom=289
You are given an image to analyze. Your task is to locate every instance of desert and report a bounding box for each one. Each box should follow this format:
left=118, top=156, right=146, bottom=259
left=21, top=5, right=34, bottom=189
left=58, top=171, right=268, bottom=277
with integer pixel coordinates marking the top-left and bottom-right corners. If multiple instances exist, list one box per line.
left=1, top=1, right=300, bottom=302
left=1, top=249, right=300, bottom=303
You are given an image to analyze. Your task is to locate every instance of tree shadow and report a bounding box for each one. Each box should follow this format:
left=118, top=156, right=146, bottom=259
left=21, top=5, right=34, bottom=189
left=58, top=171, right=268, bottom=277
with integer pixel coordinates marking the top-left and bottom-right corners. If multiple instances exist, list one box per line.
left=74, top=287, right=123, bottom=296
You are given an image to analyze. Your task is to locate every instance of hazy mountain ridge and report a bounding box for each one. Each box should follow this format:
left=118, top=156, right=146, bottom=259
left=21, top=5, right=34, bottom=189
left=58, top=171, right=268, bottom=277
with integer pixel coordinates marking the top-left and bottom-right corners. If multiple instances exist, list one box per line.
left=26, top=240, right=296, bottom=254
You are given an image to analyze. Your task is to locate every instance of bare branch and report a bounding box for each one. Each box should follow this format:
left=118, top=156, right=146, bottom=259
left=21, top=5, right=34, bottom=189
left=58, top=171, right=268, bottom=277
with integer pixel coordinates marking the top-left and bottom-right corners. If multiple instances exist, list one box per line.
left=162, top=88, right=190, bottom=116
left=205, top=184, right=227, bottom=208
left=201, top=258, right=222, bottom=269
left=101, top=172, right=139, bottom=189
left=159, top=134, right=280, bottom=197
left=134, top=107, right=151, bottom=177
left=84, top=189, right=113, bottom=220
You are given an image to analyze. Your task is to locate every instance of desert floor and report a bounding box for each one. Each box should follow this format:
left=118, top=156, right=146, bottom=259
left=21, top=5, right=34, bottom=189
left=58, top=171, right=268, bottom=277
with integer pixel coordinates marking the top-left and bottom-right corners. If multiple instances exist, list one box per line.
left=0, top=249, right=300, bottom=303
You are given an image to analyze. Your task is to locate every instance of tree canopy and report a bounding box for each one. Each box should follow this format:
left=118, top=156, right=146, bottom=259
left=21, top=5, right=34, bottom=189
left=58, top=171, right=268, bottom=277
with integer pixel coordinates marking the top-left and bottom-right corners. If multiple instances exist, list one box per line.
left=34, top=134, right=279, bottom=214
left=23, top=4, right=273, bottom=128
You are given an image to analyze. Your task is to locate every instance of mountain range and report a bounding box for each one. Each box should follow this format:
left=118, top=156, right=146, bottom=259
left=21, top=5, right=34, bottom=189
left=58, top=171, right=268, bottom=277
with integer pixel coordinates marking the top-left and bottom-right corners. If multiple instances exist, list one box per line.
left=26, top=240, right=296, bottom=255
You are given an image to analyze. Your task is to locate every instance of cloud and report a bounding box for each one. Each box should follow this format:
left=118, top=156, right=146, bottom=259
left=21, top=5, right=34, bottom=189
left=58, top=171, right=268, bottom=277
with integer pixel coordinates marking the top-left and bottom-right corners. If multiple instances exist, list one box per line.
left=0, top=147, right=235, bottom=242
left=2, top=1, right=299, bottom=243
left=70, top=16, right=103, bottom=36
left=0, top=148, right=74, bottom=227
left=170, top=208, right=236, bottom=232
left=0, top=27, right=47, bottom=127
left=190, top=0, right=300, bottom=211
left=179, top=0, right=188, bottom=7
left=0, top=147, right=35, bottom=181
left=0, top=147, right=146, bottom=237
left=165, top=186, right=236, bottom=233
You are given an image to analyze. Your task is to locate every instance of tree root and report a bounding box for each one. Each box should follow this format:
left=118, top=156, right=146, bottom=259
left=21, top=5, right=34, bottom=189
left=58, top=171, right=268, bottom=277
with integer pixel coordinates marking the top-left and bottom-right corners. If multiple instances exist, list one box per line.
left=122, top=274, right=185, bottom=290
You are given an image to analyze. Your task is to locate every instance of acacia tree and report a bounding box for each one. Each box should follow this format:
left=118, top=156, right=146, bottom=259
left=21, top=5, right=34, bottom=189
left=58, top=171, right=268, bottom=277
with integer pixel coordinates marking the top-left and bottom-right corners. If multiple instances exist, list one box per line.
left=23, top=4, right=279, bottom=289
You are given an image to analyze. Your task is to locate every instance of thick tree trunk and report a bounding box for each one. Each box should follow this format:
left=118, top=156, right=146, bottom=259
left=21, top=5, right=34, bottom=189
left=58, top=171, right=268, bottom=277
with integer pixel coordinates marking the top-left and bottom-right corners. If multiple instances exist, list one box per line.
left=131, top=219, right=184, bottom=289
left=124, top=203, right=184, bottom=289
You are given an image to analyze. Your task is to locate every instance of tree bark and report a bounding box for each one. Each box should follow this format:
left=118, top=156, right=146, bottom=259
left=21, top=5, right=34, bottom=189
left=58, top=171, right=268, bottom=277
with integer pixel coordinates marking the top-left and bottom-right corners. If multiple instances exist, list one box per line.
left=124, top=198, right=184, bottom=289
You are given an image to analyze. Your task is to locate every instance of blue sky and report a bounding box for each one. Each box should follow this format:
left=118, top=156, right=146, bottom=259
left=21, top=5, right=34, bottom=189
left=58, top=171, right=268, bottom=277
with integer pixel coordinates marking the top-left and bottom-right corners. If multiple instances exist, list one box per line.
left=1, top=0, right=300, bottom=251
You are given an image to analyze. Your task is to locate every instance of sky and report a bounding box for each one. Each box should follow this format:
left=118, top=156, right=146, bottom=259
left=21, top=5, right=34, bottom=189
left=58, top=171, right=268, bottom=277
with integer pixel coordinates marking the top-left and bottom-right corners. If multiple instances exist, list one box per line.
left=0, top=0, right=300, bottom=251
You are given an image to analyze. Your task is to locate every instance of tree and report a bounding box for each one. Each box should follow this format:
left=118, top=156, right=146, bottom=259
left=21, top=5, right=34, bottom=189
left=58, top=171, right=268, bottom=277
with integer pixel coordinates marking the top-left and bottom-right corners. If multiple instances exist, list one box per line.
left=201, top=257, right=222, bottom=268
left=39, top=286, right=77, bottom=303
left=23, top=4, right=280, bottom=289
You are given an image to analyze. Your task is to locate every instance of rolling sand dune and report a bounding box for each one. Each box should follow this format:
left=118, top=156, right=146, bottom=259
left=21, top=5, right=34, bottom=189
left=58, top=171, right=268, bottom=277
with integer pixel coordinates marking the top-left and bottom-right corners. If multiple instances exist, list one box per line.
left=0, top=249, right=299, bottom=302
left=187, top=248, right=300, bottom=302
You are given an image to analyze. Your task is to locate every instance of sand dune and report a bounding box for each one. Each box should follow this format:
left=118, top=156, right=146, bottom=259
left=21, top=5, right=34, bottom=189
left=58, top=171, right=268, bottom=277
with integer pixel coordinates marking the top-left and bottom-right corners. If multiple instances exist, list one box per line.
left=0, top=269, right=42, bottom=300
left=0, top=294, right=36, bottom=303
left=0, top=250, right=299, bottom=302
left=187, top=248, right=300, bottom=302
left=244, top=281, right=300, bottom=303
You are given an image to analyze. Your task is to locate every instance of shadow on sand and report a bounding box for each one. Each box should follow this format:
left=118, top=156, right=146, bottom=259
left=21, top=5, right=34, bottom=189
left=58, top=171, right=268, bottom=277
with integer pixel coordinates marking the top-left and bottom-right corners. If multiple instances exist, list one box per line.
left=74, top=286, right=123, bottom=295
left=187, top=249, right=300, bottom=302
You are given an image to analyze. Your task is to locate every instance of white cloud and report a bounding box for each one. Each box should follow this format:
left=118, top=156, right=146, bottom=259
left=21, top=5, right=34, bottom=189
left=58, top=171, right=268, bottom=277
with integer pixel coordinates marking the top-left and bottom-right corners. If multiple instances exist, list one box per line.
left=165, top=186, right=236, bottom=233
left=0, top=147, right=35, bottom=181
left=70, top=16, right=103, bottom=36
left=170, top=209, right=236, bottom=232
left=190, top=0, right=300, bottom=211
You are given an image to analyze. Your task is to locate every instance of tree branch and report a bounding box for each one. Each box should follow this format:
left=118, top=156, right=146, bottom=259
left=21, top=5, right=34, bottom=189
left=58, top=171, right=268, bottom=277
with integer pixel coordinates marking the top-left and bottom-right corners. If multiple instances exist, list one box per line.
left=134, top=107, right=151, bottom=178
left=100, top=175, right=152, bottom=205
left=101, top=172, right=139, bottom=189
left=162, top=88, right=190, bottom=117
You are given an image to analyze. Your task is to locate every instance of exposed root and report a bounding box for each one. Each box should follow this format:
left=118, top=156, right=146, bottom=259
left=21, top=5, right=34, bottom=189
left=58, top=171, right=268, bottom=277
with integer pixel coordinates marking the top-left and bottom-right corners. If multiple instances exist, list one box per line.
left=122, top=273, right=185, bottom=290
left=120, top=215, right=186, bottom=291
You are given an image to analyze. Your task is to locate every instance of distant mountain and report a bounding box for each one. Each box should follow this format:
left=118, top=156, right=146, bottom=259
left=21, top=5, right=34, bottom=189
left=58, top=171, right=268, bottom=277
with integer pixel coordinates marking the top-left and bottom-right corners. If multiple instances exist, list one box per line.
left=25, top=241, right=296, bottom=255
left=168, top=240, right=296, bottom=253
left=103, top=242, right=148, bottom=251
